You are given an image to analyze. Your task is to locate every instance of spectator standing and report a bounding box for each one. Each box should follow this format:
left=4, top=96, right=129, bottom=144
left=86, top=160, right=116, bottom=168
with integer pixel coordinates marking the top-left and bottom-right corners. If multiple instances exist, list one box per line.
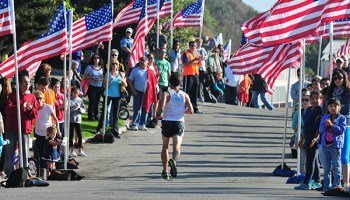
left=291, top=68, right=311, bottom=107
left=0, top=76, right=11, bottom=178
left=96, top=60, right=127, bottom=138
left=238, top=74, right=254, bottom=107
left=319, top=98, right=346, bottom=192
left=71, top=50, right=84, bottom=74
left=83, top=54, right=104, bottom=121
left=4, top=75, right=39, bottom=174
left=181, top=41, right=204, bottom=114
left=69, top=87, right=86, bottom=157
left=147, top=24, right=167, bottom=52
left=120, top=28, right=134, bottom=71
left=33, top=91, right=60, bottom=173
left=224, top=65, right=243, bottom=105
left=128, top=57, right=149, bottom=131
left=169, top=39, right=182, bottom=76
left=323, top=69, right=350, bottom=191
left=196, top=38, right=208, bottom=102
left=295, top=91, right=323, bottom=190
left=250, top=74, right=274, bottom=110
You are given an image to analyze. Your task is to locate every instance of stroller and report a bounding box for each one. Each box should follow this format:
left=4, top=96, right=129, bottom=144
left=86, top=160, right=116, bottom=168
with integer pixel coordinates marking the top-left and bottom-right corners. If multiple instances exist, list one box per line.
left=118, top=97, right=129, bottom=120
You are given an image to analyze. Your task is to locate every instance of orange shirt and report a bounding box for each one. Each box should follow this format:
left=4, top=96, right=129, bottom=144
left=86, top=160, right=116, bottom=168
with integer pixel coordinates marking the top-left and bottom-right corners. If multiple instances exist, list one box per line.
left=182, top=50, right=200, bottom=76
left=238, top=75, right=252, bottom=94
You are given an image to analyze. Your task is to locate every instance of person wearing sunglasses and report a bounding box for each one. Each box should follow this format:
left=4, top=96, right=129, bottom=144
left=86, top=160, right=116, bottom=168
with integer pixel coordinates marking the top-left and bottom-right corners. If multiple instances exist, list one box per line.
left=323, top=69, right=350, bottom=191
left=291, top=68, right=311, bottom=107
left=120, top=28, right=134, bottom=70
left=181, top=41, right=204, bottom=114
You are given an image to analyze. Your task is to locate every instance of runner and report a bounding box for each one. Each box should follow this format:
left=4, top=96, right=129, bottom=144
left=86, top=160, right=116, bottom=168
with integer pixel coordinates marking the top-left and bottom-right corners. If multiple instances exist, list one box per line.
left=156, top=73, right=194, bottom=179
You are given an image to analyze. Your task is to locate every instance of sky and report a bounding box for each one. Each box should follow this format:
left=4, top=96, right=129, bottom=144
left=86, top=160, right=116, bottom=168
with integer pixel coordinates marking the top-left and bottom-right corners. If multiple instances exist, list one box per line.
left=242, top=0, right=277, bottom=12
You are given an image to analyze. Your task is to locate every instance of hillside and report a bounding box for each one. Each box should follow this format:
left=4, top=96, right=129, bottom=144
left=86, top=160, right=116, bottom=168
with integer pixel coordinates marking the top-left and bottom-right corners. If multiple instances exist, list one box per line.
left=203, top=0, right=258, bottom=50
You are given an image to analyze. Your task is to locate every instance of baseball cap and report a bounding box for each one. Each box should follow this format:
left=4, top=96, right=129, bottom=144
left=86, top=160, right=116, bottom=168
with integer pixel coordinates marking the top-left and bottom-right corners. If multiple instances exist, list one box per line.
left=126, top=28, right=133, bottom=33
left=336, top=58, right=344, bottom=63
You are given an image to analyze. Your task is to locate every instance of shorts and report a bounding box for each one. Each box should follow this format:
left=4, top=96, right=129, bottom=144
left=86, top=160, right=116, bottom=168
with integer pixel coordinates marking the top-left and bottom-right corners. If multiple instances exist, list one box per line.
left=161, top=120, right=185, bottom=137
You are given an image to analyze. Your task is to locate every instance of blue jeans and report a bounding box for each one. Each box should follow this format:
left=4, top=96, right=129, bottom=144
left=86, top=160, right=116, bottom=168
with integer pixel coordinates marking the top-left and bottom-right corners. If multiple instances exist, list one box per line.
left=319, top=146, right=342, bottom=191
left=252, top=91, right=273, bottom=110
left=132, top=92, right=148, bottom=127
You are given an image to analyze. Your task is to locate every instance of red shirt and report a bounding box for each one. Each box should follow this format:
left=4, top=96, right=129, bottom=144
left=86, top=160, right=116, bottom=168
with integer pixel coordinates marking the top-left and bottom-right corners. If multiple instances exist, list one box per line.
left=54, top=92, right=65, bottom=123
left=6, top=91, right=39, bottom=134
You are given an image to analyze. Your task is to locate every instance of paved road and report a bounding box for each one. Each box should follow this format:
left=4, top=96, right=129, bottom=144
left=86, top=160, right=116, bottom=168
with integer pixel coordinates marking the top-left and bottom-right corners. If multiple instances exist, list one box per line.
left=1, top=103, right=339, bottom=199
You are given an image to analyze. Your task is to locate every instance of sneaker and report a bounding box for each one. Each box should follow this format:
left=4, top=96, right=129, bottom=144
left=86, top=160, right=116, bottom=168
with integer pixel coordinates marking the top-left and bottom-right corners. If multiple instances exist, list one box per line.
left=161, top=170, right=169, bottom=180
left=294, top=183, right=311, bottom=190
left=311, top=182, right=322, bottom=190
left=132, top=126, right=138, bottom=131
left=78, top=151, right=87, bottom=157
left=194, top=110, right=204, bottom=114
left=168, top=159, right=177, bottom=177
left=70, top=151, right=77, bottom=157
left=139, top=126, right=148, bottom=131
left=0, top=172, right=7, bottom=179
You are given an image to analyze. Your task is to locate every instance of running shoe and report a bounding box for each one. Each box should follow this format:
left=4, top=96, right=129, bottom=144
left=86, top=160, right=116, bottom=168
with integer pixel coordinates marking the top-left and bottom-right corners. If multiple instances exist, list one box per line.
left=78, top=151, right=87, bottom=157
left=311, top=182, right=322, bottom=190
left=168, top=159, right=177, bottom=177
left=294, top=183, right=311, bottom=190
left=70, top=151, right=77, bottom=157
left=161, top=170, right=169, bottom=180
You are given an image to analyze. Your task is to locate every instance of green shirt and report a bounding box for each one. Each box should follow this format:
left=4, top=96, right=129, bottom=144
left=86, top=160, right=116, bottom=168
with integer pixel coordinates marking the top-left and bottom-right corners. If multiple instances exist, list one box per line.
left=156, top=58, right=171, bottom=86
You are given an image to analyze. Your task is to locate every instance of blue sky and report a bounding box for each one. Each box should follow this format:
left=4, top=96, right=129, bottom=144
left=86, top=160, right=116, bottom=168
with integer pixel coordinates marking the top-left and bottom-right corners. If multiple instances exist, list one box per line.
left=242, top=0, right=277, bottom=12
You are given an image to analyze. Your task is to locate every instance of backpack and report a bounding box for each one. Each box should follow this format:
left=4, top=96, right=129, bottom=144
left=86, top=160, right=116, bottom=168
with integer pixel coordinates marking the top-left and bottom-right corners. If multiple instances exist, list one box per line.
left=48, top=169, right=84, bottom=181
left=103, top=132, right=116, bottom=143
left=1, top=168, right=28, bottom=188
left=92, top=133, right=105, bottom=143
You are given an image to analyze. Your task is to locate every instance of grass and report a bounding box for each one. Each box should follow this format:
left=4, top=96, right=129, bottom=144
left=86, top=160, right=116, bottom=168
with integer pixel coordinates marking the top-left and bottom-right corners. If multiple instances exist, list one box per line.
left=81, top=110, right=125, bottom=139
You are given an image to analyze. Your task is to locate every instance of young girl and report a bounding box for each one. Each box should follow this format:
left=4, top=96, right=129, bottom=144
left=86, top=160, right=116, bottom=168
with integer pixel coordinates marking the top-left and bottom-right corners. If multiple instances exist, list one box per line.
left=69, top=87, right=86, bottom=157
left=43, top=126, right=62, bottom=177
left=238, top=74, right=254, bottom=106
left=295, top=90, right=323, bottom=190
left=319, top=98, right=346, bottom=192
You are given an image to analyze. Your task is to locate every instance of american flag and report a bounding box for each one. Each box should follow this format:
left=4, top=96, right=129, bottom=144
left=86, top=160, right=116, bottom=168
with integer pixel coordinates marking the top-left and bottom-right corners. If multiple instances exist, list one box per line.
left=158, top=0, right=172, bottom=18
left=240, top=33, right=247, bottom=47
left=258, top=0, right=350, bottom=46
left=146, top=0, right=160, bottom=19
left=128, top=1, right=156, bottom=68
left=257, top=41, right=303, bottom=94
left=0, top=0, right=12, bottom=37
left=228, top=41, right=303, bottom=93
left=241, top=11, right=270, bottom=46
left=173, top=0, right=202, bottom=28
left=223, top=39, right=231, bottom=62
left=306, top=18, right=350, bottom=44
left=71, top=2, right=113, bottom=52
left=0, top=4, right=67, bottom=78
left=114, top=0, right=143, bottom=28
left=337, top=38, right=350, bottom=57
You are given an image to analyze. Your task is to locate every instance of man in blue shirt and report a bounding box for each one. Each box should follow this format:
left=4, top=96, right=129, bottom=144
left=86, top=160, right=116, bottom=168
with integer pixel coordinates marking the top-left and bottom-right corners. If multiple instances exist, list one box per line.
left=120, top=27, right=134, bottom=71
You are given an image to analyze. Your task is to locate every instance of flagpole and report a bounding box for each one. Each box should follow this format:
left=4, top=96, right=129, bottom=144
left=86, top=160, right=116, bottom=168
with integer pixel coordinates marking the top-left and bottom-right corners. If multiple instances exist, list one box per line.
left=170, top=0, right=174, bottom=49
left=66, top=9, right=73, bottom=164
left=102, top=0, right=113, bottom=135
left=329, top=21, right=334, bottom=81
left=156, top=0, right=160, bottom=49
left=10, top=0, right=24, bottom=168
left=281, top=66, right=291, bottom=168
left=297, top=38, right=306, bottom=175
left=228, top=39, right=232, bottom=56
left=64, top=8, right=71, bottom=170
left=199, top=0, right=205, bottom=38
left=317, top=36, right=322, bottom=76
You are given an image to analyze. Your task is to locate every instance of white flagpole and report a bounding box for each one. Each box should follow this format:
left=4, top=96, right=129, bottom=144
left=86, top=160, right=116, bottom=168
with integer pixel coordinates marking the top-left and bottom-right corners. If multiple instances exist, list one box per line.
left=199, top=0, right=205, bottom=38
left=9, top=0, right=24, bottom=168
left=170, top=0, right=174, bottom=49
left=281, top=66, right=291, bottom=167
left=64, top=8, right=71, bottom=170
left=66, top=9, right=73, bottom=163
left=297, top=39, right=306, bottom=175
left=329, top=21, right=334, bottom=81
left=156, top=0, right=160, bottom=49
left=228, top=39, right=232, bottom=56
left=317, top=36, right=322, bottom=76
left=102, top=1, right=114, bottom=135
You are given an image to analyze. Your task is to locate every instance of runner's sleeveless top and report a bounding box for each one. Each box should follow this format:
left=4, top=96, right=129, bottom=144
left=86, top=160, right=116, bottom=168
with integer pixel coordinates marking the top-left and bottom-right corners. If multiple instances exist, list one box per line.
left=163, top=89, right=186, bottom=122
